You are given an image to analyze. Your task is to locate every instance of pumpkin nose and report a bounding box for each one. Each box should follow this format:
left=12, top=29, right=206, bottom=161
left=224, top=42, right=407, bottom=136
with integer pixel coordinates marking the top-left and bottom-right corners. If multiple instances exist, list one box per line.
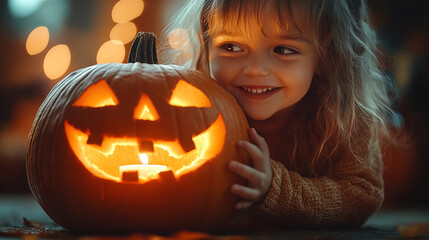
left=138, top=140, right=154, bottom=153
left=134, top=94, right=159, bottom=121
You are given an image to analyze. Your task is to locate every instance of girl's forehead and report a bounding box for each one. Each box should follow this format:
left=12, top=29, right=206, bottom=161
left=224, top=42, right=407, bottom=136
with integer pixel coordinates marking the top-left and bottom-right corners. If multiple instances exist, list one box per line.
left=210, top=18, right=302, bottom=39
left=206, top=0, right=311, bottom=38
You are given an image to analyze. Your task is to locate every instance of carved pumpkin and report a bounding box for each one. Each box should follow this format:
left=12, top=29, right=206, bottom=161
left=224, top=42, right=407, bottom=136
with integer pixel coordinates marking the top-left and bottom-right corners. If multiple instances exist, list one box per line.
left=26, top=33, right=250, bottom=233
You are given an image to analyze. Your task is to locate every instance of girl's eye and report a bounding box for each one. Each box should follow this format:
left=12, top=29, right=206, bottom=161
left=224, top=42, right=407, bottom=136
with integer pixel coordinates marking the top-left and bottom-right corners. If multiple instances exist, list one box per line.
left=274, top=46, right=297, bottom=55
left=221, top=43, right=243, bottom=52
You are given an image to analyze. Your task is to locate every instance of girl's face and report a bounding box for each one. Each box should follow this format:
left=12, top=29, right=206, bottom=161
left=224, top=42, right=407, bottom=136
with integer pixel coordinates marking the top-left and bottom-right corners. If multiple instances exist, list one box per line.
left=208, top=13, right=319, bottom=121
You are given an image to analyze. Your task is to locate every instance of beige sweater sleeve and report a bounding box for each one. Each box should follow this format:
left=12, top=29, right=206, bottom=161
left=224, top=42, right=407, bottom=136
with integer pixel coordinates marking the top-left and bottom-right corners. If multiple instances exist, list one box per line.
left=257, top=153, right=384, bottom=228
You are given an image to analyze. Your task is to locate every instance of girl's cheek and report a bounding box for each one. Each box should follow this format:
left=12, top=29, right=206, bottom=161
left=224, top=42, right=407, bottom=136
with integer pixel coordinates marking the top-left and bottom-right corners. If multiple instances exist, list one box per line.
left=209, top=57, right=239, bottom=85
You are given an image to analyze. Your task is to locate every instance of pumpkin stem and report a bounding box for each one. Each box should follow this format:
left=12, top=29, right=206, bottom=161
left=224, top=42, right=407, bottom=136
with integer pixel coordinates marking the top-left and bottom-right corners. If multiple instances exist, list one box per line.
left=128, top=32, right=158, bottom=64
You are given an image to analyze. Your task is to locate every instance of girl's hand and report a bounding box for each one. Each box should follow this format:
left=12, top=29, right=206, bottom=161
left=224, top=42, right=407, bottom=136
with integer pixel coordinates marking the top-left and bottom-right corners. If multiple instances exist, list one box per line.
left=229, top=128, right=272, bottom=210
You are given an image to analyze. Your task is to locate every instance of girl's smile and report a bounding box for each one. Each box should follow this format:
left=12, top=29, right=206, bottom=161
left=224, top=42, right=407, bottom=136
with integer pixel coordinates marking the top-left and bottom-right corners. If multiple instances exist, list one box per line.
left=208, top=15, right=319, bottom=121
left=239, top=86, right=282, bottom=99
left=240, top=85, right=280, bottom=99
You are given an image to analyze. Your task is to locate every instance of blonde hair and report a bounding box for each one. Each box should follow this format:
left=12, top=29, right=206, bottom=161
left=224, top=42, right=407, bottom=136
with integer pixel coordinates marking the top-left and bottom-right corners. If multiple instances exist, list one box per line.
left=160, top=0, right=396, bottom=176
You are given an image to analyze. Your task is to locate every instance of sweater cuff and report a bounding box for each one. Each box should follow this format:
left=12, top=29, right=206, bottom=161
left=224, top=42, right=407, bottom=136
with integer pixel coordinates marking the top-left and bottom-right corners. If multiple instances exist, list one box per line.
left=257, top=159, right=286, bottom=215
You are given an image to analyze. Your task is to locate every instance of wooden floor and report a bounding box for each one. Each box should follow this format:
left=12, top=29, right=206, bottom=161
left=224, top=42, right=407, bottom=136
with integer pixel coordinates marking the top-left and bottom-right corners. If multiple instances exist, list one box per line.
left=1, top=194, right=428, bottom=239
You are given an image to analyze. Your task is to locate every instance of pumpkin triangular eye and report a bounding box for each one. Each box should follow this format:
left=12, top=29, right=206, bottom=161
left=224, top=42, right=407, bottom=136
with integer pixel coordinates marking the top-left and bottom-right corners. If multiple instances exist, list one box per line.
left=169, top=80, right=212, bottom=107
left=134, top=94, right=159, bottom=121
left=72, top=79, right=119, bottom=107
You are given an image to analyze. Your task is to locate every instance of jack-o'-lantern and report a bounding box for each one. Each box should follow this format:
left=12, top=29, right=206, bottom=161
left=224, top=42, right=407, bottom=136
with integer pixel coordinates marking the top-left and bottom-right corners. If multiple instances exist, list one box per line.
left=26, top=33, right=250, bottom=233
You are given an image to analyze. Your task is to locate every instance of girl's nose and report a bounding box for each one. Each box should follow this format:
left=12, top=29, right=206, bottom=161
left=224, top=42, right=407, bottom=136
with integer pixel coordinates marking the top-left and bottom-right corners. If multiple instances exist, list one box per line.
left=242, top=54, right=270, bottom=77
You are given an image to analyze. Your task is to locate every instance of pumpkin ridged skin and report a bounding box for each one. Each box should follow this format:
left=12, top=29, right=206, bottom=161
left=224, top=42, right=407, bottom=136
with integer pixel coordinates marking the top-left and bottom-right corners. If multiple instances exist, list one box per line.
left=26, top=63, right=250, bottom=233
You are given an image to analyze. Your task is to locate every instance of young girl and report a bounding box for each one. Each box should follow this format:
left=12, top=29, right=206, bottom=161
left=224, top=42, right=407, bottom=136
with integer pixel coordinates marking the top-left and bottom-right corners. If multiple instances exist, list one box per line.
left=160, top=0, right=396, bottom=228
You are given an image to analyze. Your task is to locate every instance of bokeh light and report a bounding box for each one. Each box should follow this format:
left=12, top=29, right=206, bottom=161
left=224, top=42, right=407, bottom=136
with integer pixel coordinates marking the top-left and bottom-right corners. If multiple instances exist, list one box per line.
left=8, top=0, right=46, bottom=18
left=26, top=26, right=49, bottom=55
left=111, top=0, right=144, bottom=23
left=110, top=22, right=137, bottom=44
left=43, top=44, right=71, bottom=80
left=168, top=28, right=191, bottom=50
left=8, top=0, right=70, bottom=35
left=96, top=40, right=125, bottom=64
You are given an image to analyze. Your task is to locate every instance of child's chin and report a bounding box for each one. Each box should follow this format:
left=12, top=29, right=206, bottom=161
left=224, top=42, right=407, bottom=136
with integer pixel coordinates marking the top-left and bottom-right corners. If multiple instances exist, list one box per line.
left=245, top=111, right=273, bottom=121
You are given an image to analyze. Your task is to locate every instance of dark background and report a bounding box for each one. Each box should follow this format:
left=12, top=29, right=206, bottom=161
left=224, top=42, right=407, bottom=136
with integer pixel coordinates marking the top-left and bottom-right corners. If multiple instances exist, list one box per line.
left=0, top=0, right=428, bottom=207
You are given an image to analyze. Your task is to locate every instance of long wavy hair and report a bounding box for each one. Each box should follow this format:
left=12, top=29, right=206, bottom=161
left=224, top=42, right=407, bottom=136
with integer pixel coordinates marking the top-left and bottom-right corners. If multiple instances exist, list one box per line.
left=160, top=0, right=396, bottom=177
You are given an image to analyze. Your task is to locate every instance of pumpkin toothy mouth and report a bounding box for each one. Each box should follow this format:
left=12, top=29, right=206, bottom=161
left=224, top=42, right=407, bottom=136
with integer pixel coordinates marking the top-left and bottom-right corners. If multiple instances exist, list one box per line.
left=64, top=114, right=225, bottom=183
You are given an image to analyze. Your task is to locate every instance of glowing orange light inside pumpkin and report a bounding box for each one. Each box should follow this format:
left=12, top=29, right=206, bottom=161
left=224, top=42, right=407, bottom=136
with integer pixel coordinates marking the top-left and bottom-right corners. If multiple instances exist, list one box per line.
left=119, top=153, right=168, bottom=181
left=134, top=94, right=159, bottom=121
left=64, top=79, right=226, bottom=183
left=139, top=153, right=148, bottom=164
left=169, top=80, right=212, bottom=107
left=72, top=79, right=119, bottom=107
left=64, top=114, right=225, bottom=182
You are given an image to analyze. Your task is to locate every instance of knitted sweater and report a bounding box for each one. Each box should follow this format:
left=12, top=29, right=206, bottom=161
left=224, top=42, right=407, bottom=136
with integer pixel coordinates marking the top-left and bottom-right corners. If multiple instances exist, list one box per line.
left=229, top=149, right=384, bottom=229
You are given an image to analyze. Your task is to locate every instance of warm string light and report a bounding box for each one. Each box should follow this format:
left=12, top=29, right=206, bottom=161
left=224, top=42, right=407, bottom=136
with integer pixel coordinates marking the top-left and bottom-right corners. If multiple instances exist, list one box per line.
left=43, top=44, right=71, bottom=80
left=97, top=0, right=144, bottom=64
left=26, top=26, right=49, bottom=55
left=110, top=22, right=137, bottom=45
left=167, top=28, right=193, bottom=64
left=96, top=40, right=126, bottom=64
left=26, top=1, right=145, bottom=80
left=168, top=28, right=191, bottom=51
left=26, top=26, right=71, bottom=80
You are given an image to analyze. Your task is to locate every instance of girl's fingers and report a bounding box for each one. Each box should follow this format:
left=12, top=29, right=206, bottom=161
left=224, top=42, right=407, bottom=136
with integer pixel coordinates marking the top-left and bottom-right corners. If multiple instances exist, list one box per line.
left=231, top=183, right=259, bottom=200
left=238, top=140, right=269, bottom=173
left=248, top=128, right=269, bottom=155
left=229, top=160, right=262, bottom=185
left=235, top=201, right=253, bottom=210
left=229, top=128, right=272, bottom=209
